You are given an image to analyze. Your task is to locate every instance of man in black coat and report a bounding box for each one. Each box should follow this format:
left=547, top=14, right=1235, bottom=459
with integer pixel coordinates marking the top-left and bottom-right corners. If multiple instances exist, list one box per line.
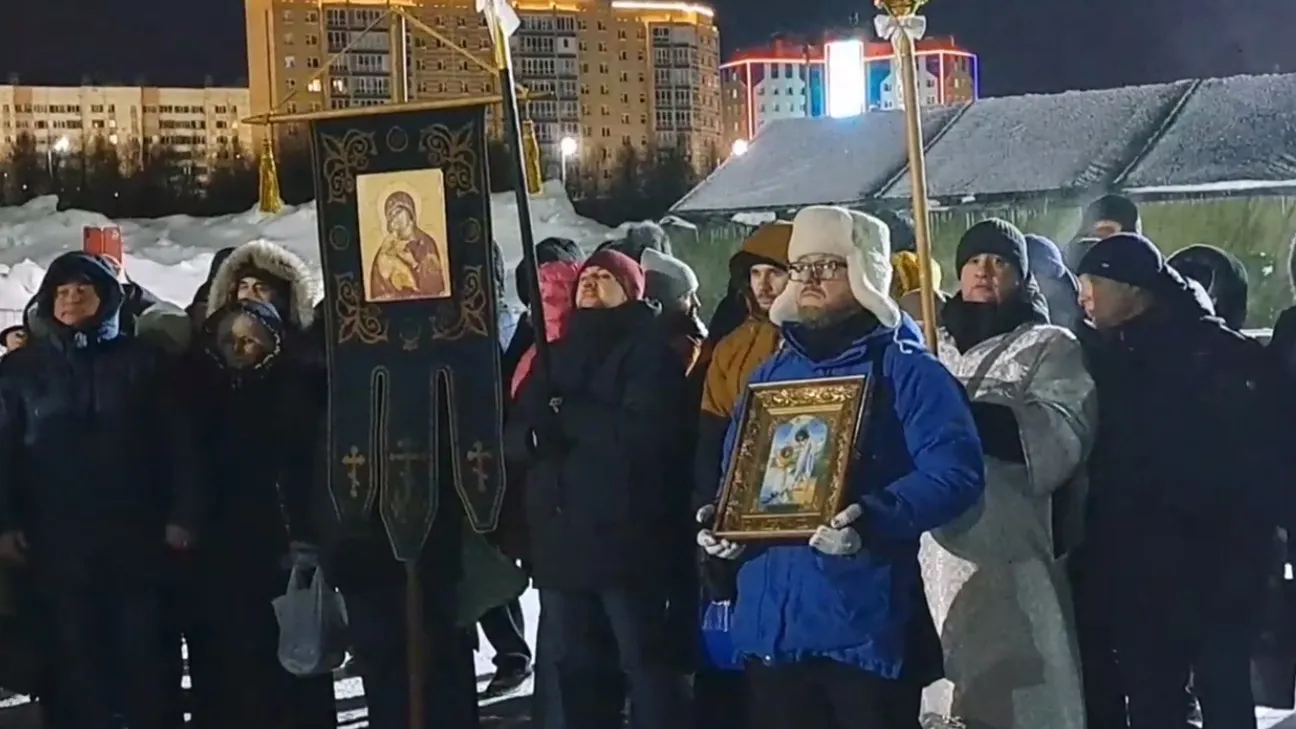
left=1063, top=194, right=1142, bottom=272
left=0, top=251, right=198, bottom=729
left=1072, top=234, right=1279, bottom=729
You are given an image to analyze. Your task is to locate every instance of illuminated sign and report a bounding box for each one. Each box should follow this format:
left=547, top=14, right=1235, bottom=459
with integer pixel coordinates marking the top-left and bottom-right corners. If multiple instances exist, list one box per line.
left=825, top=40, right=866, bottom=118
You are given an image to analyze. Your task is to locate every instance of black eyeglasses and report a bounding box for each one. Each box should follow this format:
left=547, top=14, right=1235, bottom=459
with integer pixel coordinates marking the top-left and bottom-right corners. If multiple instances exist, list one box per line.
left=788, top=259, right=848, bottom=282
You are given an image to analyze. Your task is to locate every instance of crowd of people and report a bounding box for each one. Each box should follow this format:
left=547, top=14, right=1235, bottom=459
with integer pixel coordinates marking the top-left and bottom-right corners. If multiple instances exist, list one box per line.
left=0, top=193, right=1292, bottom=729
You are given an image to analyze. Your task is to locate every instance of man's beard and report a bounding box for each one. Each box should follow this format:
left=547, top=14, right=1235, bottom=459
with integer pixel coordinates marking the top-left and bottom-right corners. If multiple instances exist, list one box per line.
left=797, top=298, right=863, bottom=329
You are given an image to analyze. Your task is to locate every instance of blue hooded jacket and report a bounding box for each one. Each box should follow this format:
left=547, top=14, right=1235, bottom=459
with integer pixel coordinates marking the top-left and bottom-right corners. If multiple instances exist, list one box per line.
left=1025, top=234, right=1082, bottom=331
left=724, top=314, right=985, bottom=677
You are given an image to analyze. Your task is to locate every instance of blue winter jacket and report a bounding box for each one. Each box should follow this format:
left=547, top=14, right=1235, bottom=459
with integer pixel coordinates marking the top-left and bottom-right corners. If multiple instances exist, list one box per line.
left=725, top=314, right=985, bottom=678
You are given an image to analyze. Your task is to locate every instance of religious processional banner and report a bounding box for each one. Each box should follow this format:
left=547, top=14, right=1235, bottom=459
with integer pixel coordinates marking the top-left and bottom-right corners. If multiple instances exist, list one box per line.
left=308, top=103, right=507, bottom=562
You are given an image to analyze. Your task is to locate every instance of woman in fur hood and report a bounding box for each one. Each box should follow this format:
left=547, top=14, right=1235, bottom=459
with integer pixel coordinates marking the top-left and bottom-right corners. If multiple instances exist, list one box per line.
left=203, top=239, right=323, bottom=394
left=178, top=241, right=332, bottom=729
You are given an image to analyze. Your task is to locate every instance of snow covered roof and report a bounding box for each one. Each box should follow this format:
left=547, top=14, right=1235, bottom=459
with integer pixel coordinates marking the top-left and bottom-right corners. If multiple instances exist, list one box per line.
left=1118, top=75, right=1296, bottom=190
left=670, top=107, right=963, bottom=214
left=673, top=73, right=1296, bottom=215
left=881, top=81, right=1194, bottom=199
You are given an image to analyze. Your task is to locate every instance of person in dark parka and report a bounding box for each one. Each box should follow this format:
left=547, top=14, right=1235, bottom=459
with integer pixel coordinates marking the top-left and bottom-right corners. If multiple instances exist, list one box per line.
left=1024, top=233, right=1082, bottom=331
left=180, top=299, right=336, bottom=729
left=1257, top=235, right=1296, bottom=709
left=0, top=251, right=198, bottom=729
left=23, top=254, right=164, bottom=341
left=503, top=236, right=584, bottom=383
left=1063, top=194, right=1141, bottom=272
left=1167, top=244, right=1250, bottom=330
left=1071, top=234, right=1279, bottom=729
left=505, top=248, right=693, bottom=729
left=187, top=247, right=238, bottom=326
left=0, top=325, right=26, bottom=353
left=478, top=238, right=533, bottom=700
left=596, top=221, right=673, bottom=263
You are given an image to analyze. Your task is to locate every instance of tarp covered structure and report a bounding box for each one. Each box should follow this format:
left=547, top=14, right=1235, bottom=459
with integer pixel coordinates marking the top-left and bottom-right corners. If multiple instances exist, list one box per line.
left=672, top=72, right=1296, bottom=215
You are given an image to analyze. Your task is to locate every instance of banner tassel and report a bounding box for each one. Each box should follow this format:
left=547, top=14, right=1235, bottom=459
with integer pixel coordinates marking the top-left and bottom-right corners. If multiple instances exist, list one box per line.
left=521, top=120, right=543, bottom=196
left=258, top=135, right=284, bottom=214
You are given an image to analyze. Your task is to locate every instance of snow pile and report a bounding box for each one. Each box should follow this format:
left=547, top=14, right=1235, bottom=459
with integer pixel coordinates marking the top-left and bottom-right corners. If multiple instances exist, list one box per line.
left=0, top=181, right=612, bottom=313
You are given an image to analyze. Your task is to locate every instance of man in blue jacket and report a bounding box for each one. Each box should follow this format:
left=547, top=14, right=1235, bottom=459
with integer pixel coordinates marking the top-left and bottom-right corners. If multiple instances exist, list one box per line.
left=697, top=206, right=985, bottom=729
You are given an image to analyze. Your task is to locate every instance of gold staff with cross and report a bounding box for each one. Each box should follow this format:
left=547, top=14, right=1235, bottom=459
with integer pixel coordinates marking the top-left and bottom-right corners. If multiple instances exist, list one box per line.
left=875, top=0, right=940, bottom=348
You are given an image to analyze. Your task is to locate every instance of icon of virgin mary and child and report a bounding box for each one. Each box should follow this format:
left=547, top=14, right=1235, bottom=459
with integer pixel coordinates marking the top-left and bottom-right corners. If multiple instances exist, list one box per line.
left=369, top=190, right=448, bottom=301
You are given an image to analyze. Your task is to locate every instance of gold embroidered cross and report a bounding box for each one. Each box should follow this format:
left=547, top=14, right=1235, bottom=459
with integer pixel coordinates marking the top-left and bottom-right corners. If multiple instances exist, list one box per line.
left=467, top=441, right=493, bottom=493
left=341, top=446, right=367, bottom=498
left=387, top=439, right=429, bottom=516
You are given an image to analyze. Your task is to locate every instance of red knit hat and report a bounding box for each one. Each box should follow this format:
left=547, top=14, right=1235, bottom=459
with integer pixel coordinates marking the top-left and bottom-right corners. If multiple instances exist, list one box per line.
left=579, top=248, right=645, bottom=301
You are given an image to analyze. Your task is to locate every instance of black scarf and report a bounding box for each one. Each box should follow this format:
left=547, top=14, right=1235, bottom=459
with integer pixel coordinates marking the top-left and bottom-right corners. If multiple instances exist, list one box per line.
left=942, top=292, right=1047, bottom=353
left=790, top=309, right=880, bottom=362
left=559, top=298, right=658, bottom=386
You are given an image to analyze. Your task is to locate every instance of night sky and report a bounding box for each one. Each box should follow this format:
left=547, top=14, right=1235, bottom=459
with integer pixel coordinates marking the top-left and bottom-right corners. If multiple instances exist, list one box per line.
left=3, top=0, right=1295, bottom=97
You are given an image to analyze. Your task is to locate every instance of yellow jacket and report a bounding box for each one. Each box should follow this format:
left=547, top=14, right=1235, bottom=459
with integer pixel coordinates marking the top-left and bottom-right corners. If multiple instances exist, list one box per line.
left=700, top=222, right=792, bottom=420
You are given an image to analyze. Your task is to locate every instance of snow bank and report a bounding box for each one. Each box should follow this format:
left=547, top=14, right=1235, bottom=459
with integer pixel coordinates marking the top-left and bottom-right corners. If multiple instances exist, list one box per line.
left=0, top=181, right=612, bottom=313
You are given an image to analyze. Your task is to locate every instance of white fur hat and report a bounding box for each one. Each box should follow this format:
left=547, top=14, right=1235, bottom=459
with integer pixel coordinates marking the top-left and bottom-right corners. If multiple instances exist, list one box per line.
left=769, top=206, right=899, bottom=329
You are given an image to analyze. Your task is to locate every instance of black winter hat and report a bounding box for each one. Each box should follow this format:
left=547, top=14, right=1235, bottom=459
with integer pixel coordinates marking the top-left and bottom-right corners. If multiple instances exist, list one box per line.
left=515, top=236, right=584, bottom=307
left=956, top=218, right=1029, bottom=278
left=596, top=222, right=671, bottom=263
left=1075, top=233, right=1167, bottom=291
left=873, top=209, right=916, bottom=253
left=1083, top=194, right=1140, bottom=233
left=1167, top=244, right=1249, bottom=329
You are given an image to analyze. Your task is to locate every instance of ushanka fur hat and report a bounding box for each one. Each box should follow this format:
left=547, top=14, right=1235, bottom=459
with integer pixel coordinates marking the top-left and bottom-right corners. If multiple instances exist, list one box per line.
left=769, top=206, right=900, bottom=329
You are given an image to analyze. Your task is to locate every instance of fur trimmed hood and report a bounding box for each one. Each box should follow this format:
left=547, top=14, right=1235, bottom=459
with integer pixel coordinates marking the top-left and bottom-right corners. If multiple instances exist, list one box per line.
left=206, top=240, right=316, bottom=329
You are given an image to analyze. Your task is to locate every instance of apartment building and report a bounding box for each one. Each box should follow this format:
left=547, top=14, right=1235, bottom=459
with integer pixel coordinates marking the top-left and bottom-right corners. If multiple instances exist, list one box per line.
left=0, top=84, right=250, bottom=170
left=721, top=34, right=979, bottom=143
left=245, top=0, right=722, bottom=178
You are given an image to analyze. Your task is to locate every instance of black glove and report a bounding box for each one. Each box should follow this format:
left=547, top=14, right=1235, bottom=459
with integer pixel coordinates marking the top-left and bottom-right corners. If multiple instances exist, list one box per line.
left=969, top=401, right=1025, bottom=463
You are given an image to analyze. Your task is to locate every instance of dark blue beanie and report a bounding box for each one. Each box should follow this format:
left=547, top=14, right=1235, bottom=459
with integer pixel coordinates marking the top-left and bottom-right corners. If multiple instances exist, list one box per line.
left=1075, top=233, right=1166, bottom=291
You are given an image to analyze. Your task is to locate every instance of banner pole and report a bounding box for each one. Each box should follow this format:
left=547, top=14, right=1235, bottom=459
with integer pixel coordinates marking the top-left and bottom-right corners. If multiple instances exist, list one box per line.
left=876, top=0, right=938, bottom=348
left=405, top=561, right=426, bottom=729
left=487, top=4, right=552, bottom=387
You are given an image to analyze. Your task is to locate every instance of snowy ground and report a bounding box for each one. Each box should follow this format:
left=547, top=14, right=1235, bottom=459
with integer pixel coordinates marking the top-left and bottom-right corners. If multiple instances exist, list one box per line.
left=0, top=181, right=613, bottom=320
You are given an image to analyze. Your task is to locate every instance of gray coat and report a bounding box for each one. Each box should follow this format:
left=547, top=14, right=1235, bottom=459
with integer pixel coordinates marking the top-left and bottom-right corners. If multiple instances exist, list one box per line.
left=921, top=323, right=1096, bottom=729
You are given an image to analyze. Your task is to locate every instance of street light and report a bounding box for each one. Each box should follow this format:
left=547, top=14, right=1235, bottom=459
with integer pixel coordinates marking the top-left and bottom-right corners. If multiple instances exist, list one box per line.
left=559, top=136, right=578, bottom=187
left=731, top=139, right=750, bottom=157
left=47, top=136, right=72, bottom=189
